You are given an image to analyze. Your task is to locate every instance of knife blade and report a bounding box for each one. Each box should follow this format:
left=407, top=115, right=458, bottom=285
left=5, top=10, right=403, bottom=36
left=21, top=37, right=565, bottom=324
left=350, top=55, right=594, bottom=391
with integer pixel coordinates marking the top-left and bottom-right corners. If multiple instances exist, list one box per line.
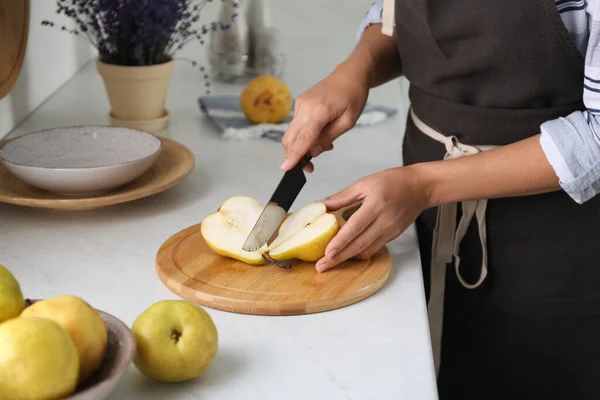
left=242, top=154, right=312, bottom=252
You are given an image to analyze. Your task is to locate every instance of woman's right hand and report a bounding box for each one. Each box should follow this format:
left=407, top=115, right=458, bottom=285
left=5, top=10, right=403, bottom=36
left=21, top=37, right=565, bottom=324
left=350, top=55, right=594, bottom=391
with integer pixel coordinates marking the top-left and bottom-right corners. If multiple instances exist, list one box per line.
left=280, top=59, right=371, bottom=172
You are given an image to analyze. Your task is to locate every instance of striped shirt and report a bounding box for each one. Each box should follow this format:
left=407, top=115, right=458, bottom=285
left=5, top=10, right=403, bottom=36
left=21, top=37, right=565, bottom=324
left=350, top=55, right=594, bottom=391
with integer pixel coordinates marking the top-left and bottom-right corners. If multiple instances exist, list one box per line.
left=358, top=0, right=600, bottom=204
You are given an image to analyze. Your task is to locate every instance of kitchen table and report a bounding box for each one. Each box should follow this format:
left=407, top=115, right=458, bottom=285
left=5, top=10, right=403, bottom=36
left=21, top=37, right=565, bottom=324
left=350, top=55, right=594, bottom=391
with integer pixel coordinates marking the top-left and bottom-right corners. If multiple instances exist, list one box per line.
left=0, top=1, right=438, bottom=398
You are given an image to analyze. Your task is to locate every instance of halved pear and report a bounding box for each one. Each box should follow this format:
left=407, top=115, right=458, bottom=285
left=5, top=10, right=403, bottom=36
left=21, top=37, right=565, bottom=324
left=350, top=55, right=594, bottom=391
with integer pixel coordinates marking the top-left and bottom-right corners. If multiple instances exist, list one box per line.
left=266, top=202, right=340, bottom=262
left=200, top=196, right=266, bottom=265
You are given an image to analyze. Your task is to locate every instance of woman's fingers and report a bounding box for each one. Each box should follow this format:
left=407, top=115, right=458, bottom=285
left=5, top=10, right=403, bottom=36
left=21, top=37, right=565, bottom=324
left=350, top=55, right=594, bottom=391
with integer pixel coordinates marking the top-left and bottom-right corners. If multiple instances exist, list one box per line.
left=280, top=104, right=332, bottom=171
left=354, top=235, right=389, bottom=260
left=303, top=161, right=315, bottom=173
left=316, top=213, right=381, bottom=272
left=309, top=143, right=334, bottom=158
left=314, top=111, right=357, bottom=155
left=321, top=199, right=376, bottom=260
left=302, top=144, right=333, bottom=173
left=321, top=185, right=364, bottom=211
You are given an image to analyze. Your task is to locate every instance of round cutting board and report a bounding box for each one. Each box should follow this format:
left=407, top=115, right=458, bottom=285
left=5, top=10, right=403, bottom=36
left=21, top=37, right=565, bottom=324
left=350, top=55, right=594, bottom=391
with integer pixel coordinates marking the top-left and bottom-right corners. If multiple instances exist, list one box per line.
left=156, top=223, right=392, bottom=316
left=0, top=0, right=30, bottom=98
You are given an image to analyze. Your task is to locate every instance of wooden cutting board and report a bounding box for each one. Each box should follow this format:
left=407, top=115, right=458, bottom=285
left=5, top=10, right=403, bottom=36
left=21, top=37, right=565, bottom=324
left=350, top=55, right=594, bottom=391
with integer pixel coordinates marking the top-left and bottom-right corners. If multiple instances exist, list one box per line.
left=156, top=222, right=392, bottom=316
left=0, top=0, right=29, bottom=98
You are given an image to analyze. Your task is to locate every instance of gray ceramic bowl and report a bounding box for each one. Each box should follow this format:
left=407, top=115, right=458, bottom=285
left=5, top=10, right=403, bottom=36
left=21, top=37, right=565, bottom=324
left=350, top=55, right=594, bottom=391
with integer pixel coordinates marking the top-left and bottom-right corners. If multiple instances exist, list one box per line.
left=0, top=126, right=162, bottom=196
left=26, top=299, right=136, bottom=400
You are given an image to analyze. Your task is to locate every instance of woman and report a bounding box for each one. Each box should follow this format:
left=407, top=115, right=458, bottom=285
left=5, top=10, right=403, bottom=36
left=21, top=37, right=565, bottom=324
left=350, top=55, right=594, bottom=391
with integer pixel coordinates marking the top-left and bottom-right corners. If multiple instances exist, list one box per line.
left=281, top=0, right=600, bottom=398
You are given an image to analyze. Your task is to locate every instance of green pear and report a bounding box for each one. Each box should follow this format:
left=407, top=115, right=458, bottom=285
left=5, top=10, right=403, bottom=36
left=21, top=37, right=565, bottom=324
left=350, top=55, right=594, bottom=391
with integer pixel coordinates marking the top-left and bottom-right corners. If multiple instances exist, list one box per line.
left=132, top=300, right=218, bottom=383
left=0, top=264, right=25, bottom=323
left=267, top=202, right=340, bottom=262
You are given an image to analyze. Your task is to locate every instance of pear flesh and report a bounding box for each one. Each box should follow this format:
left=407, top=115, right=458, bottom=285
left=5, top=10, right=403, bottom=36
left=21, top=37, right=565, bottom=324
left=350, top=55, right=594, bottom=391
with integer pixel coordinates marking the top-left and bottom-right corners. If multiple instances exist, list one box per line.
left=201, top=196, right=266, bottom=265
left=201, top=197, right=340, bottom=265
left=267, top=203, right=340, bottom=262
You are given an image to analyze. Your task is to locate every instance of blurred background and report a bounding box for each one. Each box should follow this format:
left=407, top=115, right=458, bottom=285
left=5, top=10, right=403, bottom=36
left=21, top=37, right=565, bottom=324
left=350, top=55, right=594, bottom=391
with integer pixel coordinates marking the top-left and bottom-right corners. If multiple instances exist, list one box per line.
left=0, top=0, right=409, bottom=138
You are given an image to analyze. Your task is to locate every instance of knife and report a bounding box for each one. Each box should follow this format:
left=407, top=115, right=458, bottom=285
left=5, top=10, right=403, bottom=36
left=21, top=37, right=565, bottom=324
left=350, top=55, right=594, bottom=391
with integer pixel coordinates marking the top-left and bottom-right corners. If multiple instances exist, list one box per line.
left=242, top=153, right=312, bottom=252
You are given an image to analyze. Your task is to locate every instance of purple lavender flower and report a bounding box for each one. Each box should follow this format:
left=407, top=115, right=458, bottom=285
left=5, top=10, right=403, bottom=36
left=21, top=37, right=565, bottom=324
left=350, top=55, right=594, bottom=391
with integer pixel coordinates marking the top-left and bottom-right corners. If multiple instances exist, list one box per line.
left=43, top=0, right=239, bottom=66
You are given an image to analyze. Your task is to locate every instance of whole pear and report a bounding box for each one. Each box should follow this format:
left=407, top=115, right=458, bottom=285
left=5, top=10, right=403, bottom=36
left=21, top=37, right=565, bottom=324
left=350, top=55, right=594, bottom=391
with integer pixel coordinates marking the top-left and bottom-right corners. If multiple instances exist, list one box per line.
left=21, top=295, right=107, bottom=384
left=0, top=317, right=79, bottom=399
left=132, top=300, right=218, bottom=382
left=0, top=264, right=25, bottom=323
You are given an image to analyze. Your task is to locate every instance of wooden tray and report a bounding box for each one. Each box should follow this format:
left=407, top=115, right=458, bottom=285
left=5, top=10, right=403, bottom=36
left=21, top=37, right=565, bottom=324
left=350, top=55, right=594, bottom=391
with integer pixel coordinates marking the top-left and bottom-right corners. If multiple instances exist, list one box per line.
left=0, top=0, right=30, bottom=98
left=156, top=223, right=392, bottom=316
left=0, top=137, right=194, bottom=211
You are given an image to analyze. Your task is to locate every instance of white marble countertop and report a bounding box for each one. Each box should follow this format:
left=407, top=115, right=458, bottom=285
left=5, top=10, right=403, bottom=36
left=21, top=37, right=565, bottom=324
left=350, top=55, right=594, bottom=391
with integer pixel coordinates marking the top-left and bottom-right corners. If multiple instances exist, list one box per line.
left=0, top=2, right=437, bottom=399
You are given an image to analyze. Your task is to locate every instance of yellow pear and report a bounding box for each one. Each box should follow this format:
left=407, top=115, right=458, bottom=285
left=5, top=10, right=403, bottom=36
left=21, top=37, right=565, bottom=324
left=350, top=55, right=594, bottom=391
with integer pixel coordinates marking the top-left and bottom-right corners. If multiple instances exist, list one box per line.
left=267, top=202, right=340, bottom=262
left=0, top=317, right=79, bottom=399
left=131, top=300, right=218, bottom=383
left=0, top=264, right=25, bottom=323
left=201, top=196, right=267, bottom=265
left=201, top=197, right=340, bottom=265
left=240, top=75, right=293, bottom=124
left=20, top=295, right=107, bottom=384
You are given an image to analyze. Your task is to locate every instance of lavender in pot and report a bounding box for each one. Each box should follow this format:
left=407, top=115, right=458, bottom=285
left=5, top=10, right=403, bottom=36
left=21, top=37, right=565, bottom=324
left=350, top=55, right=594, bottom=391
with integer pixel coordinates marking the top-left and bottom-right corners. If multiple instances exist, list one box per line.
left=42, top=0, right=238, bottom=132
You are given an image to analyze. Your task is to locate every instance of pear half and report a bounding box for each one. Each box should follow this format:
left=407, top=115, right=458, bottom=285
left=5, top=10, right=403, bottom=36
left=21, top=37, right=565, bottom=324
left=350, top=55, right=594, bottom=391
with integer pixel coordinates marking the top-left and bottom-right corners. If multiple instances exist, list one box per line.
left=201, top=197, right=340, bottom=266
left=200, top=196, right=266, bottom=265
left=267, top=202, right=340, bottom=262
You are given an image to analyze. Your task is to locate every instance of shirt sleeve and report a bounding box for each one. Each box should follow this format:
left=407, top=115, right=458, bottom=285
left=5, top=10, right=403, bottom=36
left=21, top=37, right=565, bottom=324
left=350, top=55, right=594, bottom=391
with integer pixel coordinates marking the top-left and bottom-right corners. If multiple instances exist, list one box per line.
left=539, top=0, right=600, bottom=204
left=356, top=0, right=391, bottom=42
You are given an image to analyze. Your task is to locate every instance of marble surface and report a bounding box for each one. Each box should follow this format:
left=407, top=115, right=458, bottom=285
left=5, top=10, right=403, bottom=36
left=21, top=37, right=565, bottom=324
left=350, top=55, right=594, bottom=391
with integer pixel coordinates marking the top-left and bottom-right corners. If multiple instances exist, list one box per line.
left=0, top=1, right=438, bottom=399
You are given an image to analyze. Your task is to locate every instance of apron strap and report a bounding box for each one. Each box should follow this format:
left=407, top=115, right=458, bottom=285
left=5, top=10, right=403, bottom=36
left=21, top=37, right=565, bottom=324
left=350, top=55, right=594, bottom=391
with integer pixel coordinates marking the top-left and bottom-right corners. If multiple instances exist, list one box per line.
left=382, top=0, right=395, bottom=36
left=410, top=108, right=497, bottom=375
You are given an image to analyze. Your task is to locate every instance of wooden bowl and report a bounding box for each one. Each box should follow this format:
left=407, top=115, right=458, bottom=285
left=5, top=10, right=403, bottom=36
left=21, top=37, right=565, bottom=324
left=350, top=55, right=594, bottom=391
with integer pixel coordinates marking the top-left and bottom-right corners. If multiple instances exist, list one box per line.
left=25, top=299, right=136, bottom=400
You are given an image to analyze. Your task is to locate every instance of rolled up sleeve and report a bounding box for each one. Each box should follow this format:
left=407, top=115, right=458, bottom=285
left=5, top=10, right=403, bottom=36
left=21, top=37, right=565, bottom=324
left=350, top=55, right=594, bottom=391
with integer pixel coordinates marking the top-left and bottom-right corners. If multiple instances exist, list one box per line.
left=540, top=112, right=600, bottom=203
left=539, top=0, right=600, bottom=204
left=356, top=0, right=391, bottom=41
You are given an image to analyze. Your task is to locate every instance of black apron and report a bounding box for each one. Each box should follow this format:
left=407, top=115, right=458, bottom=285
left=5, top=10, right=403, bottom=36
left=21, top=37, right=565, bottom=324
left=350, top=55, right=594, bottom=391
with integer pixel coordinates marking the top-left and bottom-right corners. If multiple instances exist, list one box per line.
left=394, top=0, right=600, bottom=398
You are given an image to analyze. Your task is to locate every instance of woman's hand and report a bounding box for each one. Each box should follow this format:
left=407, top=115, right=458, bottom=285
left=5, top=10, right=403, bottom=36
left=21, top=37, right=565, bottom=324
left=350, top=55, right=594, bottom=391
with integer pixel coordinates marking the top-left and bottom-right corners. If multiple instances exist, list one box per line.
left=314, top=131, right=566, bottom=272
left=315, top=166, right=430, bottom=272
left=280, top=60, right=371, bottom=172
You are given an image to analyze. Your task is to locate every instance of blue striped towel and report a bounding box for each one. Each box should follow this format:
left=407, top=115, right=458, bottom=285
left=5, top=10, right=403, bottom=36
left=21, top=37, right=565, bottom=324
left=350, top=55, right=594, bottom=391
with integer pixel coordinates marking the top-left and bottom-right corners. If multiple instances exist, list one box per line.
left=198, top=95, right=398, bottom=141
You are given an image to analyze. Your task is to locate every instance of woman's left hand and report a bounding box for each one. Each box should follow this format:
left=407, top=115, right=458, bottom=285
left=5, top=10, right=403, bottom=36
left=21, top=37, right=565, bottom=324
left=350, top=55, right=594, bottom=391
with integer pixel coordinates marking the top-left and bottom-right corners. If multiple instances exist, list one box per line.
left=316, top=166, right=430, bottom=272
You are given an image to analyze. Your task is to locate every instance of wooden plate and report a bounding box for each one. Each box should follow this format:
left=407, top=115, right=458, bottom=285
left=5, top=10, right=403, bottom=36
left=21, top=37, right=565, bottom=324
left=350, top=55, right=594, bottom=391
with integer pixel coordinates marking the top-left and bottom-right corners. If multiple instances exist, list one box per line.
left=0, top=137, right=195, bottom=210
left=0, top=0, right=30, bottom=99
left=156, top=223, right=392, bottom=316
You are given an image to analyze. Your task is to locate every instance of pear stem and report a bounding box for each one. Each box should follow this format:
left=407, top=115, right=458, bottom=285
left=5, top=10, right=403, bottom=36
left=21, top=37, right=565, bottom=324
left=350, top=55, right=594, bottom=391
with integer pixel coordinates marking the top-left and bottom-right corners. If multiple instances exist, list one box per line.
left=263, top=253, right=292, bottom=269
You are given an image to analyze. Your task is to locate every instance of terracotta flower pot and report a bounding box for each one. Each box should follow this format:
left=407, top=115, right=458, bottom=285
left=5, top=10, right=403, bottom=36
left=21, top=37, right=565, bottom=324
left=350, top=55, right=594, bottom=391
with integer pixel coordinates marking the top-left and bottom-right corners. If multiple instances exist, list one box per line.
left=96, top=59, right=175, bottom=132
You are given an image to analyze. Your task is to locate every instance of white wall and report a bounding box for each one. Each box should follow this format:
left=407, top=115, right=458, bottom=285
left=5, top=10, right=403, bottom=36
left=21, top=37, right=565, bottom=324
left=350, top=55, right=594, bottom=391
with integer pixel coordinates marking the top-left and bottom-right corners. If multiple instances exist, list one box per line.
left=0, top=1, right=94, bottom=138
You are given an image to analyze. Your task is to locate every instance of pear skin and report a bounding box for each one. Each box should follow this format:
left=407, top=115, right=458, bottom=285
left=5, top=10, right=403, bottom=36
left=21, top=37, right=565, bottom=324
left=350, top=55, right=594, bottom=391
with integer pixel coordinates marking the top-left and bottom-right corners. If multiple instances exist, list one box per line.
left=0, top=264, right=25, bottom=323
left=240, top=75, right=293, bottom=124
left=0, top=317, right=79, bottom=399
left=131, top=300, right=218, bottom=383
left=203, top=239, right=266, bottom=265
left=20, top=295, right=107, bottom=384
left=268, top=213, right=340, bottom=262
